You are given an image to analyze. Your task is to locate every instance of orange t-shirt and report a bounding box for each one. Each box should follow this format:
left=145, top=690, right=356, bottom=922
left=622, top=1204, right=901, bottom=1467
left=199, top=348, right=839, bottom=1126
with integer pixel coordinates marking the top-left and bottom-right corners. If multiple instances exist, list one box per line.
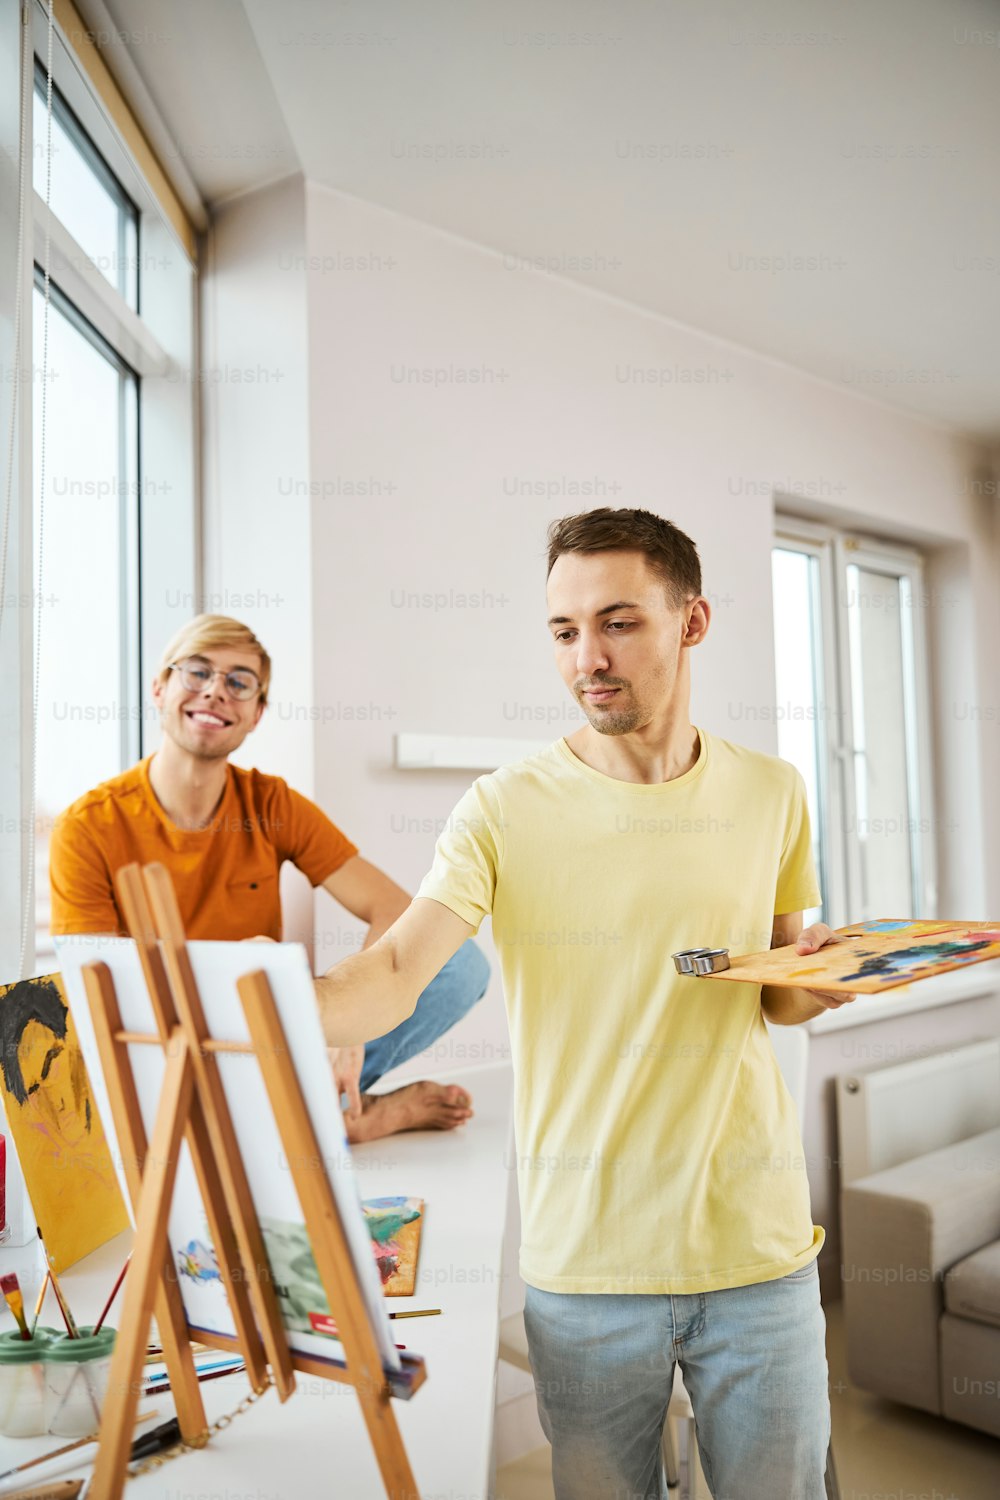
left=49, top=757, right=358, bottom=940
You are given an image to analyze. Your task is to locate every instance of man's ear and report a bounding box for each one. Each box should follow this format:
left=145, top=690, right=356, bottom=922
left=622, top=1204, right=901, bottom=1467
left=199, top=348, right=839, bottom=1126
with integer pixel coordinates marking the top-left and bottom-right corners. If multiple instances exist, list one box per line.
left=150, top=673, right=167, bottom=708
left=248, top=700, right=266, bottom=732
left=681, top=596, right=711, bottom=647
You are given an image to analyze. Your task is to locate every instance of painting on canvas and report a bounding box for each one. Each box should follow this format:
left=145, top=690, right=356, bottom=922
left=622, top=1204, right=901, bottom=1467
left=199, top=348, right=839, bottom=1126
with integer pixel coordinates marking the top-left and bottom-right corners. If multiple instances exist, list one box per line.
left=0, top=973, right=130, bottom=1271
left=55, top=936, right=400, bottom=1373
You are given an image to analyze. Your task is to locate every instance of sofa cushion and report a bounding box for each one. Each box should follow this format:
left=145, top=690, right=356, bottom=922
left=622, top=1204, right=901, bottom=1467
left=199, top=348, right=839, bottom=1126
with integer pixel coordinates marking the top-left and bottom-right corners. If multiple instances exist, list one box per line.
left=841, top=1125, right=1000, bottom=1415
left=946, top=1240, right=1000, bottom=1330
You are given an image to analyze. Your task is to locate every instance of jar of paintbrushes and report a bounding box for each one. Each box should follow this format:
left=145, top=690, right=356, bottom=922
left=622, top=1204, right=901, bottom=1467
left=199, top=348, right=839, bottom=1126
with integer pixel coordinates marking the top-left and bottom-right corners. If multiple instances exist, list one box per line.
left=0, top=1325, right=117, bottom=1438
left=1, top=1250, right=125, bottom=1437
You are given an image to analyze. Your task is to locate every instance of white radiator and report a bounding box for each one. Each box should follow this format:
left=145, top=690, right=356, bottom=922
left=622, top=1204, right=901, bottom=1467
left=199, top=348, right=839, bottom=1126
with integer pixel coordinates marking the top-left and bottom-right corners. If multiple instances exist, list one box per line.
left=836, top=1037, right=1000, bottom=1184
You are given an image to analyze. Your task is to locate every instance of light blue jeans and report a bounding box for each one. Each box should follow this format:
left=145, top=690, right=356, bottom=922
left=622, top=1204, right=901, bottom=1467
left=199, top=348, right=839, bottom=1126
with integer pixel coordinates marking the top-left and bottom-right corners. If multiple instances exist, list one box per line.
left=357, top=938, right=491, bottom=1092
left=524, top=1259, right=830, bottom=1500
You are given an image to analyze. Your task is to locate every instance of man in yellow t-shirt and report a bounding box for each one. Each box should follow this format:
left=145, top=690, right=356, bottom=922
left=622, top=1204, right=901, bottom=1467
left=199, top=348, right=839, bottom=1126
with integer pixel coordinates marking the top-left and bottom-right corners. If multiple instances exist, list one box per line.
left=312, top=508, right=856, bottom=1499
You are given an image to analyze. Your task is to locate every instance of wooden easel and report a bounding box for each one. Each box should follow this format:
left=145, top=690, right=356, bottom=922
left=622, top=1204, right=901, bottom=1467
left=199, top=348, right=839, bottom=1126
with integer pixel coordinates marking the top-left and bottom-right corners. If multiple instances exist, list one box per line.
left=78, top=861, right=425, bottom=1500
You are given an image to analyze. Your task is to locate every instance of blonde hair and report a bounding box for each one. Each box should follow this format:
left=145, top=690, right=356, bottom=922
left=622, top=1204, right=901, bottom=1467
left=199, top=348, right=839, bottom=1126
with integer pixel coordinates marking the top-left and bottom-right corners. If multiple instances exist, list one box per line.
left=157, top=615, right=272, bottom=704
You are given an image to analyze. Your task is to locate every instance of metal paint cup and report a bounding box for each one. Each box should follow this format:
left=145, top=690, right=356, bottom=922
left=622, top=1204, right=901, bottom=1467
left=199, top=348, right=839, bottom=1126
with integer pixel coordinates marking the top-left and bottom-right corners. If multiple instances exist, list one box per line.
left=671, top=950, right=706, bottom=974
left=693, top=949, right=730, bottom=975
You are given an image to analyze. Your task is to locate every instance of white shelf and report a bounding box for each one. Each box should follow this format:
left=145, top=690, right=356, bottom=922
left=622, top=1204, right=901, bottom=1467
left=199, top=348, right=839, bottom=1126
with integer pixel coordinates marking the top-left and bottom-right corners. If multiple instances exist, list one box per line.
left=395, top=732, right=550, bottom=771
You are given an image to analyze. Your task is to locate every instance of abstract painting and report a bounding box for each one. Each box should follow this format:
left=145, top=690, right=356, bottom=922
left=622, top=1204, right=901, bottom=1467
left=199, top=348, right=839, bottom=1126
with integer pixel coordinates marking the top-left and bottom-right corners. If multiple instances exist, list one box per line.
left=0, top=973, right=129, bottom=1271
left=704, top=919, right=1000, bottom=994
left=363, top=1197, right=424, bottom=1296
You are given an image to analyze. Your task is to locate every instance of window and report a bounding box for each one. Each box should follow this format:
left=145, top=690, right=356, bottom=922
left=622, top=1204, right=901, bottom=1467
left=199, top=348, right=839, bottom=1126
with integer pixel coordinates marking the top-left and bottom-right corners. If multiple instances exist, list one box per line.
left=771, top=518, right=936, bottom=930
left=31, top=86, right=143, bottom=961
left=1, top=3, right=198, bottom=985
left=24, top=9, right=198, bottom=969
left=32, top=277, right=141, bottom=948
left=32, top=65, right=139, bottom=309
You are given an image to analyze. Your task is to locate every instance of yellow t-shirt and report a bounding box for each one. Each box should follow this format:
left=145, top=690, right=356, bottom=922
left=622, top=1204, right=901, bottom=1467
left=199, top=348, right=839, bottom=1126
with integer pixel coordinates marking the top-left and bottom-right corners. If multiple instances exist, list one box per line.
left=416, top=728, right=824, bottom=1294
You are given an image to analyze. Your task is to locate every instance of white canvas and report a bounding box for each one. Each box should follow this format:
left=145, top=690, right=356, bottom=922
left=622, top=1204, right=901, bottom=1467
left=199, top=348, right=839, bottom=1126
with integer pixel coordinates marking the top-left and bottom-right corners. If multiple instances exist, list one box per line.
left=55, top=935, right=401, bottom=1374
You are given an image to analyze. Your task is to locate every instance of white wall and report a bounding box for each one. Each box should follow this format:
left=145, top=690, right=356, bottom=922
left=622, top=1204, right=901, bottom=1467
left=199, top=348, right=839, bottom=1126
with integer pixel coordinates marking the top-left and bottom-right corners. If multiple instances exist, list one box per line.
left=205, top=174, right=1000, bottom=1279
left=201, top=174, right=316, bottom=946
left=300, top=181, right=1000, bottom=1275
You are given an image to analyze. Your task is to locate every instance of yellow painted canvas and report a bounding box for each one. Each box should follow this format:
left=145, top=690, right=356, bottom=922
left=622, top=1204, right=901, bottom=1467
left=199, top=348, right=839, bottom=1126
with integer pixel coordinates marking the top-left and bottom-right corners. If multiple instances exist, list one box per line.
left=0, top=973, right=129, bottom=1271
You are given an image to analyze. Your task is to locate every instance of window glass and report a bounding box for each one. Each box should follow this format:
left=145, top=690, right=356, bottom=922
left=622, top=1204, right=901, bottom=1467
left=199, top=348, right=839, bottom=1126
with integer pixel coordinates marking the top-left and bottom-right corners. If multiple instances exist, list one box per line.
left=32, top=285, right=138, bottom=951
left=772, top=546, right=825, bottom=925
left=845, top=564, right=918, bottom=916
left=33, top=79, right=138, bottom=308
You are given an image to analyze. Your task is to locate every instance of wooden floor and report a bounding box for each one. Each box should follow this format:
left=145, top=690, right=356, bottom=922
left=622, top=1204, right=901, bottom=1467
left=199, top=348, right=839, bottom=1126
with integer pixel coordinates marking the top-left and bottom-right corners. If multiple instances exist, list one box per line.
left=496, top=1298, right=1000, bottom=1499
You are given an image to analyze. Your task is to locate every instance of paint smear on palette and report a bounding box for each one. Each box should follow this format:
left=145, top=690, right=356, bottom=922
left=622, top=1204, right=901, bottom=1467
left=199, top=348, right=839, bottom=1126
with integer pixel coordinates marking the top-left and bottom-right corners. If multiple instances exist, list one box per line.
left=0, top=973, right=130, bottom=1271
left=842, top=936, right=1000, bottom=985
left=854, top=919, right=964, bottom=936
left=363, top=1197, right=424, bottom=1297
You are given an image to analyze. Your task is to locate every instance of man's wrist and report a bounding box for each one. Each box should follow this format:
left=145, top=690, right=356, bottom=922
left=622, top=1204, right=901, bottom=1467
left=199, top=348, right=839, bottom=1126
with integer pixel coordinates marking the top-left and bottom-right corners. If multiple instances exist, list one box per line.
left=761, top=984, right=828, bottom=1026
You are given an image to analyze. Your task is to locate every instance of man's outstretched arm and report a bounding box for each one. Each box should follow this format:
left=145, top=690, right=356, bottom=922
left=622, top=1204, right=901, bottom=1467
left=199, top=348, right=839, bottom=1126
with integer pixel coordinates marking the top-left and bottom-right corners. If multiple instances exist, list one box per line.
left=312, top=895, right=475, bottom=1047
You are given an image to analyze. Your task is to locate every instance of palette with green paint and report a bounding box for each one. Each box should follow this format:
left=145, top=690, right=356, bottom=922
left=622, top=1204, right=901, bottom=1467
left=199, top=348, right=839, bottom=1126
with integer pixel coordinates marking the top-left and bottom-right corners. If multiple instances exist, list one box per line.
left=694, top=919, right=1000, bottom=994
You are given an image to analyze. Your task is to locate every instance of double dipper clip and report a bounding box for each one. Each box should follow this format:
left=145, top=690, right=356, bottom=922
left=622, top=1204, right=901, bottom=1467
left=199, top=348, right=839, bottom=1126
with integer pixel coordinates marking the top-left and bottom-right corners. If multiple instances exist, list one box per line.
left=671, top=947, right=731, bottom=976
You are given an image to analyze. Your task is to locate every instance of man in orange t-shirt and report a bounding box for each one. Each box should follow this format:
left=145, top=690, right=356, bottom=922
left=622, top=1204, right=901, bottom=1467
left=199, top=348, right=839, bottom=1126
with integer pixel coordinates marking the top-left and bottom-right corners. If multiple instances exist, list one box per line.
left=49, top=614, right=490, bottom=1143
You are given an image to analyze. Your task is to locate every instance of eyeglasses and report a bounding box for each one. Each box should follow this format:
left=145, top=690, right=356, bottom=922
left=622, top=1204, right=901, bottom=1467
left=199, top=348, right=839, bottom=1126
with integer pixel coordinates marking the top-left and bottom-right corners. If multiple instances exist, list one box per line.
left=169, top=656, right=262, bottom=702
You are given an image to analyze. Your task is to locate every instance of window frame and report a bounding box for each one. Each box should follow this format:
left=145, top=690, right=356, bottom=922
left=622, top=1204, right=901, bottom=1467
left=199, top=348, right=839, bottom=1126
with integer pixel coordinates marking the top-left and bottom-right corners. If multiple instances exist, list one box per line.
left=32, top=57, right=140, bottom=310
left=773, top=513, right=938, bottom=930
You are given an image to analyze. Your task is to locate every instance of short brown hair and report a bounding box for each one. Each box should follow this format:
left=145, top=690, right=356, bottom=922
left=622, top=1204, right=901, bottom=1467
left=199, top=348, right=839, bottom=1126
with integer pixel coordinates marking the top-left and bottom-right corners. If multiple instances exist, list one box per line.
left=157, top=614, right=272, bottom=704
left=546, top=507, right=702, bottom=609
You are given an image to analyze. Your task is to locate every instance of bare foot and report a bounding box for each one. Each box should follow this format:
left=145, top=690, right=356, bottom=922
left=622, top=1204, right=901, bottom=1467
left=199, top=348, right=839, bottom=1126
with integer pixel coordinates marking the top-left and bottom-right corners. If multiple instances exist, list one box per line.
left=344, top=1081, right=474, bottom=1143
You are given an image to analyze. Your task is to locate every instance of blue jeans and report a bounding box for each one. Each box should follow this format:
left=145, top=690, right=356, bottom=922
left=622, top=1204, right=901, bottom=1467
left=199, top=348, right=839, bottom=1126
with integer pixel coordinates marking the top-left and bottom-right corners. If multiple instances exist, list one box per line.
left=524, top=1260, right=830, bottom=1500
left=357, top=938, right=491, bottom=1092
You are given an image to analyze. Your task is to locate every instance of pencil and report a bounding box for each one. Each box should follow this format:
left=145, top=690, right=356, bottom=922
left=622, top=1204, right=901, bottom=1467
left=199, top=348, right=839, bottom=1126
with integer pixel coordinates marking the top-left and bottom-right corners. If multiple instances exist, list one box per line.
left=93, top=1252, right=132, bottom=1334
left=141, top=1363, right=246, bottom=1396
left=388, top=1309, right=441, bottom=1320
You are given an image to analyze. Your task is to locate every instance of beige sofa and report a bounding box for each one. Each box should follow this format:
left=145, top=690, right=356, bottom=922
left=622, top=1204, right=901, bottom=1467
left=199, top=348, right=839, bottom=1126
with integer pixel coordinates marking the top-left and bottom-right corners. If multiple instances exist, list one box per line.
left=842, top=1124, right=1000, bottom=1436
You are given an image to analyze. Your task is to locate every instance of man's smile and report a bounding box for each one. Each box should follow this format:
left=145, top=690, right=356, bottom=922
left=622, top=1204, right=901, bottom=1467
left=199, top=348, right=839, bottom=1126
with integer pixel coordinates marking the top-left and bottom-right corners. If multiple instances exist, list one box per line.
left=185, top=707, right=233, bottom=728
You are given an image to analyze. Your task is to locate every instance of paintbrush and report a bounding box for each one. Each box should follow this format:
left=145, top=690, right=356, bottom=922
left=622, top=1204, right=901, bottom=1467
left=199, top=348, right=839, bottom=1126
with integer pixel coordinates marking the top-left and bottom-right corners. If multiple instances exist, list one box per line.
left=0, top=1411, right=157, bottom=1483
left=2, top=1481, right=84, bottom=1499
left=45, top=1268, right=78, bottom=1338
left=30, top=1270, right=50, bottom=1339
left=92, top=1252, right=131, bottom=1335
left=1, top=1271, right=31, bottom=1339
left=37, top=1228, right=78, bottom=1338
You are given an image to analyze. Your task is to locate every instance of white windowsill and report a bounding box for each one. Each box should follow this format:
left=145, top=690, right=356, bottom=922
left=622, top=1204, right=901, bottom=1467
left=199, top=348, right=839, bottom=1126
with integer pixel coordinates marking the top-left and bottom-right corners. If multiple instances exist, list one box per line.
left=805, top=964, right=1000, bottom=1034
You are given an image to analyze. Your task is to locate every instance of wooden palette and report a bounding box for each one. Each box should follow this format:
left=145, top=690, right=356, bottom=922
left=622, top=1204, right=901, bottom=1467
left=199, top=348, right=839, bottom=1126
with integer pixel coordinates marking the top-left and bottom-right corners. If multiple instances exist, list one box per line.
left=701, top=919, right=1000, bottom=994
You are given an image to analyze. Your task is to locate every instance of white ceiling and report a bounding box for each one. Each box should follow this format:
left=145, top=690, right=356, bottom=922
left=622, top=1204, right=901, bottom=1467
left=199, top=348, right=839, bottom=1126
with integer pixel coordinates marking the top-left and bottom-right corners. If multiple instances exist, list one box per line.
left=97, top=0, right=1000, bottom=440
